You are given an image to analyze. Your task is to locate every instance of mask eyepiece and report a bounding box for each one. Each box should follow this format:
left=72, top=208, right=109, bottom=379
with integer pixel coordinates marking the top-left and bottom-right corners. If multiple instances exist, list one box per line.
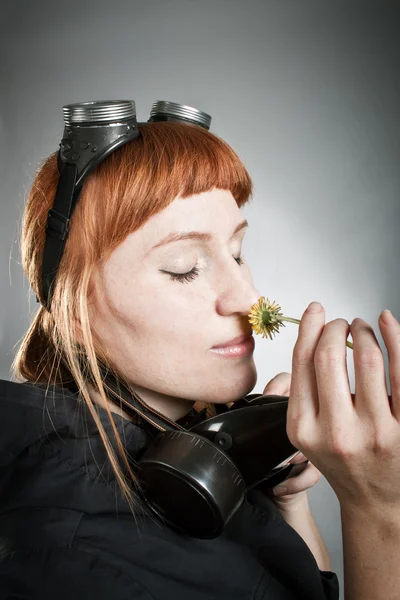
left=63, top=100, right=137, bottom=125
left=148, top=100, right=211, bottom=130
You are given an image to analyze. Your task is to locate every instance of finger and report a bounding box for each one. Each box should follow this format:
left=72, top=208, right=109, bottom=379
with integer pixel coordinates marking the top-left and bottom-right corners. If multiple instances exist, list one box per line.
left=351, top=317, right=390, bottom=424
left=290, top=302, right=326, bottom=423
left=289, top=451, right=309, bottom=464
left=314, top=318, right=354, bottom=423
left=263, top=372, right=291, bottom=396
left=273, top=464, right=321, bottom=496
left=378, top=310, right=400, bottom=420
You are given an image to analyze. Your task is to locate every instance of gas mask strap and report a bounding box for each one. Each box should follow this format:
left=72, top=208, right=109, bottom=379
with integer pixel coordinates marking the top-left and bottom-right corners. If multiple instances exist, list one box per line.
left=39, top=100, right=139, bottom=309
left=41, top=162, right=79, bottom=309
left=101, top=372, right=185, bottom=433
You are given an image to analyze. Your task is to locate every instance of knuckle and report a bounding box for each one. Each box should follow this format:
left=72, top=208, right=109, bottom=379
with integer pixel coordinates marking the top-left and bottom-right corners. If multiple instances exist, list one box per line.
left=293, top=318, right=351, bottom=368
left=293, top=352, right=314, bottom=367
left=372, top=435, right=390, bottom=455
left=327, top=437, right=356, bottom=459
left=325, top=425, right=357, bottom=458
left=310, top=320, right=350, bottom=367
left=293, top=343, right=315, bottom=366
left=286, top=421, right=312, bottom=450
left=367, top=425, right=395, bottom=455
left=355, top=349, right=383, bottom=369
left=314, top=345, right=343, bottom=366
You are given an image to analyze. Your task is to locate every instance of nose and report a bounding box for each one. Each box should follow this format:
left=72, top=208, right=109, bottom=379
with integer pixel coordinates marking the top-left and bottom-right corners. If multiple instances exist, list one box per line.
left=215, top=262, right=261, bottom=318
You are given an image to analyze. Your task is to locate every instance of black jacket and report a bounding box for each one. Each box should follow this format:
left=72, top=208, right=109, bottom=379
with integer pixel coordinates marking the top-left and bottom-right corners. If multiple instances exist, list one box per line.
left=0, top=379, right=339, bottom=599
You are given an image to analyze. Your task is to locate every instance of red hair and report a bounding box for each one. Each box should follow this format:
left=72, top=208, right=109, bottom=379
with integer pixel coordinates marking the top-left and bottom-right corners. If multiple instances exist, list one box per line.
left=14, top=121, right=253, bottom=514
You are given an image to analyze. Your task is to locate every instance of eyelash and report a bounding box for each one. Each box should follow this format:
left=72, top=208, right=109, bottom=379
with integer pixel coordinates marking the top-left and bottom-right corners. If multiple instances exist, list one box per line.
left=166, top=255, right=245, bottom=284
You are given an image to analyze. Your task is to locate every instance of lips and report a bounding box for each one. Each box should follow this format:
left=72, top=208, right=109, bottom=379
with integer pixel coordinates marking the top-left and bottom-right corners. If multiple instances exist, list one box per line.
left=212, top=333, right=254, bottom=349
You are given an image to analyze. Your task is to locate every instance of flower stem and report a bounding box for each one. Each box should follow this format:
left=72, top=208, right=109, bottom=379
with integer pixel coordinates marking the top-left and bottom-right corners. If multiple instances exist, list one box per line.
left=279, top=316, right=301, bottom=325
left=250, top=298, right=354, bottom=350
left=266, top=314, right=354, bottom=349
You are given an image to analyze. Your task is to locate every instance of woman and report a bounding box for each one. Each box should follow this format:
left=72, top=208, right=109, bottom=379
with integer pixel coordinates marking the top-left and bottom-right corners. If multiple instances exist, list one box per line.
left=0, top=100, right=398, bottom=599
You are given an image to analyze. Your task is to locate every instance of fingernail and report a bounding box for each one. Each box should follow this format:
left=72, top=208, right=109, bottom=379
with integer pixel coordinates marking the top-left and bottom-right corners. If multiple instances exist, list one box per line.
left=380, top=309, right=394, bottom=324
left=307, top=301, right=322, bottom=313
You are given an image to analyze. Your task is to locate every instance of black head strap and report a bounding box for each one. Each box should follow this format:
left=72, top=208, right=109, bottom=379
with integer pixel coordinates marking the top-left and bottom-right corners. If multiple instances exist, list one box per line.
left=41, top=101, right=140, bottom=309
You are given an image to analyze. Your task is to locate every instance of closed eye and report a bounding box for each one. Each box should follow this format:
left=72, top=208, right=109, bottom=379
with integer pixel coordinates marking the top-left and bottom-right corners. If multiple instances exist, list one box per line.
left=162, top=255, right=245, bottom=284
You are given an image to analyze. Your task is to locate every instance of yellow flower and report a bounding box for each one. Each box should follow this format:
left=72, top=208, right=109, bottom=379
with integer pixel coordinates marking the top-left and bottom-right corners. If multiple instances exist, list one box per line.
left=248, top=297, right=354, bottom=349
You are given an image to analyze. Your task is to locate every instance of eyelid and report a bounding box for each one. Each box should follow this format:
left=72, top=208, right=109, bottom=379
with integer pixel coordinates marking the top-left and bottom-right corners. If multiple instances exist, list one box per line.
left=162, top=254, right=245, bottom=284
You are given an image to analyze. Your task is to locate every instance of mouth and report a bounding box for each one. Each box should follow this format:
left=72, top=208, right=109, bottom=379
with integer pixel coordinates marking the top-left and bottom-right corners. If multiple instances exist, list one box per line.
left=211, top=333, right=254, bottom=349
left=210, top=333, right=255, bottom=358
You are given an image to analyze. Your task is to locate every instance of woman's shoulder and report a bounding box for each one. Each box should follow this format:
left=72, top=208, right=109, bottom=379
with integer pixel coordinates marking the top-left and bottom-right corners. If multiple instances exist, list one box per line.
left=0, top=379, right=148, bottom=516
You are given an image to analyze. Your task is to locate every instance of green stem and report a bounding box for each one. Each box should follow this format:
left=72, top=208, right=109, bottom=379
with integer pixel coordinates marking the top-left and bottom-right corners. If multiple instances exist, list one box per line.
left=267, top=314, right=354, bottom=350
left=280, top=316, right=301, bottom=325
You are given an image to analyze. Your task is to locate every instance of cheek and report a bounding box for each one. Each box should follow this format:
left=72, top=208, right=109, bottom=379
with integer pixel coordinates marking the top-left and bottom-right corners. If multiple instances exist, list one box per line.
left=145, top=298, right=200, bottom=347
left=110, top=287, right=196, bottom=342
left=101, top=261, right=211, bottom=348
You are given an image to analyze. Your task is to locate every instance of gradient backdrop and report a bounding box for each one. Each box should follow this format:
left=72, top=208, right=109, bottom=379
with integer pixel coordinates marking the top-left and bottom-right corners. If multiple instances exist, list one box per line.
left=1, top=1, right=399, bottom=596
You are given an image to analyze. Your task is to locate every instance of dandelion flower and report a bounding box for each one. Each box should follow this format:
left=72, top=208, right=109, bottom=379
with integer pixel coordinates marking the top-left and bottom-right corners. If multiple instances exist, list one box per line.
left=248, top=297, right=353, bottom=349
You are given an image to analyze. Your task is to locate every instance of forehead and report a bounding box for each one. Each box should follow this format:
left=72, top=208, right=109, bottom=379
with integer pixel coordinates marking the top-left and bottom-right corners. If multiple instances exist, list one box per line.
left=152, top=189, right=241, bottom=231
left=129, top=189, right=244, bottom=254
left=99, top=189, right=246, bottom=282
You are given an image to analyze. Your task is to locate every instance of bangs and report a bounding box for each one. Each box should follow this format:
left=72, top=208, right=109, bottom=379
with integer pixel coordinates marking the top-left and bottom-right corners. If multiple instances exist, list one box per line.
left=104, top=121, right=252, bottom=204
left=68, top=121, right=253, bottom=257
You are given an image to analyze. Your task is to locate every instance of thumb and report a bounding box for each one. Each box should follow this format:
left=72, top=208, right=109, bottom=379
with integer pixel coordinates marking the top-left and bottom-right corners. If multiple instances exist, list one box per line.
left=263, top=372, right=291, bottom=396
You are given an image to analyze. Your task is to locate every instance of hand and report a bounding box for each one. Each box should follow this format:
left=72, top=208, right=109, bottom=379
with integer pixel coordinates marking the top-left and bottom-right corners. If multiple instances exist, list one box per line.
left=263, top=373, right=323, bottom=510
left=287, top=302, right=399, bottom=510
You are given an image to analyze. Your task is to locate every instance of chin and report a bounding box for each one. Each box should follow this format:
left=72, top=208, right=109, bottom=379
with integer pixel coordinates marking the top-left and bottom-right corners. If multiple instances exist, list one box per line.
left=194, top=364, right=258, bottom=405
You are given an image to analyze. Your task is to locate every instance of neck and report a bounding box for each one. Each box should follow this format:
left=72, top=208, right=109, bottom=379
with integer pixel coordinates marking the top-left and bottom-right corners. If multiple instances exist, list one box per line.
left=89, top=381, right=195, bottom=423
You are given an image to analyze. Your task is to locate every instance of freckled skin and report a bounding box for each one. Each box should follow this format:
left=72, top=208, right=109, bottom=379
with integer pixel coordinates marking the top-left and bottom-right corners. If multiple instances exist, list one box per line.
left=89, top=189, right=261, bottom=421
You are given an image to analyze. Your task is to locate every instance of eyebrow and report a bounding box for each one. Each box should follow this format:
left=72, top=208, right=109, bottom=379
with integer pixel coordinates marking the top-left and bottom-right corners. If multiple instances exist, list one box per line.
left=146, top=219, right=249, bottom=255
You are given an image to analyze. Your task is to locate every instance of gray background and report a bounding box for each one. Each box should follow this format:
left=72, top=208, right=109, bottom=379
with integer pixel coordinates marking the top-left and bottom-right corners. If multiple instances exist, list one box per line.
left=1, top=1, right=399, bottom=595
